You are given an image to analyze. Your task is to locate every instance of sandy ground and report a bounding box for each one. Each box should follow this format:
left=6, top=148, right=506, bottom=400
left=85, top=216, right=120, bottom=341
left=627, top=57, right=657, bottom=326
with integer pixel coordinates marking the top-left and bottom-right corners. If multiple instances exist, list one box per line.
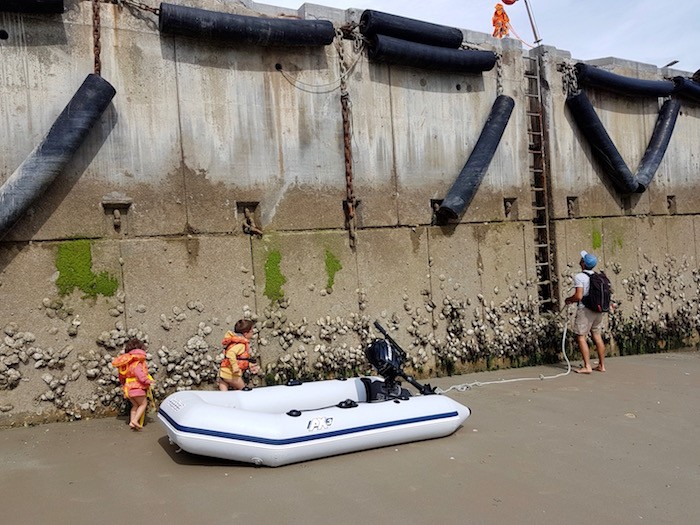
left=1, top=351, right=699, bottom=525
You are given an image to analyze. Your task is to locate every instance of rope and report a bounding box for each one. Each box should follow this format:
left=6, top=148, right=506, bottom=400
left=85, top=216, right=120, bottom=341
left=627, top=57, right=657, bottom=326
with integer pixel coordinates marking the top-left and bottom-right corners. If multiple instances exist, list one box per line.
left=115, top=0, right=160, bottom=16
left=507, top=23, right=535, bottom=49
left=277, top=68, right=342, bottom=94
left=435, top=307, right=574, bottom=394
left=276, top=41, right=364, bottom=94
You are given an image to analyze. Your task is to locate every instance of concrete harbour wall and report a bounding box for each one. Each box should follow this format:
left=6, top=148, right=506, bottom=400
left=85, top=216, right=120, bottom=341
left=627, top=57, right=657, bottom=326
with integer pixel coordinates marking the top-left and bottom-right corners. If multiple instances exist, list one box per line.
left=1, top=0, right=699, bottom=426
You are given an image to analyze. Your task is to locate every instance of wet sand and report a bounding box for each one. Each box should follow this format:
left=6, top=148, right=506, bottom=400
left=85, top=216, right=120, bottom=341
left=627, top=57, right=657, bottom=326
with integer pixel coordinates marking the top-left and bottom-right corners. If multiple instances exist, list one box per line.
left=2, top=351, right=699, bottom=525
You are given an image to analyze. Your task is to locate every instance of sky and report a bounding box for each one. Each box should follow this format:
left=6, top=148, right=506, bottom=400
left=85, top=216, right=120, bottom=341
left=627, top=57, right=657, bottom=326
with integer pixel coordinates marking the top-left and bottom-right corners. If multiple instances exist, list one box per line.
left=264, top=0, right=700, bottom=74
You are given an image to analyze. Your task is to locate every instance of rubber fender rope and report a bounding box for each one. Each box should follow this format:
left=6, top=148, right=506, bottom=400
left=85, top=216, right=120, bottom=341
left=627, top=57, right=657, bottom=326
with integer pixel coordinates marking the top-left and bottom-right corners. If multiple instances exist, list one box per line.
left=566, top=90, right=680, bottom=194
left=672, top=77, right=700, bottom=105
left=575, top=63, right=674, bottom=98
left=367, top=34, right=496, bottom=73
left=0, top=74, right=116, bottom=240
left=0, top=0, right=64, bottom=14
left=158, top=2, right=335, bottom=47
left=437, top=94, right=515, bottom=222
left=359, top=9, right=463, bottom=49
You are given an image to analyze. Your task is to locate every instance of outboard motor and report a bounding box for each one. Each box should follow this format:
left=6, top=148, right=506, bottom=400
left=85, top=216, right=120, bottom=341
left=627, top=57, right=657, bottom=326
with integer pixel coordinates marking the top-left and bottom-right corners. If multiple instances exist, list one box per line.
left=364, top=321, right=436, bottom=400
left=365, top=338, right=405, bottom=382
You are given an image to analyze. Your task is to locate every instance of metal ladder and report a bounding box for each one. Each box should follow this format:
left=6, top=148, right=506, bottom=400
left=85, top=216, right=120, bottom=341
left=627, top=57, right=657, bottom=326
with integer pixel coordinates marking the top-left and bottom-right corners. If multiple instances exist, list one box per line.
left=524, top=55, right=556, bottom=310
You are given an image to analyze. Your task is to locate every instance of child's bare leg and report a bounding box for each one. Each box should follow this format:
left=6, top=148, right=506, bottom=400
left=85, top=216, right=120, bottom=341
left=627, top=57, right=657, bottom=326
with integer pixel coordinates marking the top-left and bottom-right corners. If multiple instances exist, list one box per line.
left=219, top=377, right=245, bottom=390
left=129, top=399, right=138, bottom=428
left=131, top=396, right=147, bottom=429
left=228, top=377, right=246, bottom=390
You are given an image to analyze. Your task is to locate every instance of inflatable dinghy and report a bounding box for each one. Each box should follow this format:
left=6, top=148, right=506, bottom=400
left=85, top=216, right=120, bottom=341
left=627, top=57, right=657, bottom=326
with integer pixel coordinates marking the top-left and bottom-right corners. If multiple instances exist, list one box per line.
left=158, top=377, right=469, bottom=467
left=158, top=321, right=470, bottom=467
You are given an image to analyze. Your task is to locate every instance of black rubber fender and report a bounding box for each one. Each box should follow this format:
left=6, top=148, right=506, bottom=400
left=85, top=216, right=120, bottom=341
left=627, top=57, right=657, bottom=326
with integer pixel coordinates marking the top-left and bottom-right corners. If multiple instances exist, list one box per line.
left=436, top=95, right=515, bottom=222
left=367, top=34, right=496, bottom=73
left=158, top=2, right=335, bottom=47
left=0, top=1, right=64, bottom=13
left=359, top=9, right=463, bottom=49
left=0, top=74, right=116, bottom=240
left=566, top=91, right=680, bottom=194
left=672, top=76, right=700, bottom=105
left=635, top=98, right=681, bottom=190
left=575, top=63, right=674, bottom=98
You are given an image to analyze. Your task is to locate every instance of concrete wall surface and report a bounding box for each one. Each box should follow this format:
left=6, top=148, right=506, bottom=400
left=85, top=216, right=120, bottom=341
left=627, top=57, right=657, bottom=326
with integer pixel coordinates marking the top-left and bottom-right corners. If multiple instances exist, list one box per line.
left=0, top=0, right=698, bottom=426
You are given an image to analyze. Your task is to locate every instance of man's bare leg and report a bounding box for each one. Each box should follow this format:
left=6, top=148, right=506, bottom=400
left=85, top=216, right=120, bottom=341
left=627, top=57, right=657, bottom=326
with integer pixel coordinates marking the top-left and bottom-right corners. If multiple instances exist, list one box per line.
left=591, top=332, right=606, bottom=371
left=575, top=334, right=592, bottom=373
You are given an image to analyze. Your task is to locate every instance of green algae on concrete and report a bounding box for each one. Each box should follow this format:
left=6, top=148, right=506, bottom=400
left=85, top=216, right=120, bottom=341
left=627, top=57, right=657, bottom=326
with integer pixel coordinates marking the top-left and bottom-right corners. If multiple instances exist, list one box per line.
left=324, top=249, right=342, bottom=291
left=592, top=229, right=602, bottom=250
left=55, top=240, right=118, bottom=298
left=263, top=249, right=286, bottom=302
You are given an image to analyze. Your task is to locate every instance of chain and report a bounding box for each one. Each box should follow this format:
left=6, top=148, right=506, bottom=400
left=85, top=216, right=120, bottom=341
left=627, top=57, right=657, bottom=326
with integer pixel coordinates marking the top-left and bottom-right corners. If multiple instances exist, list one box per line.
left=351, top=26, right=366, bottom=54
left=558, top=61, right=579, bottom=96
left=92, top=0, right=101, bottom=75
left=495, top=52, right=503, bottom=96
left=335, top=28, right=357, bottom=249
left=242, top=208, right=263, bottom=237
left=91, top=0, right=161, bottom=75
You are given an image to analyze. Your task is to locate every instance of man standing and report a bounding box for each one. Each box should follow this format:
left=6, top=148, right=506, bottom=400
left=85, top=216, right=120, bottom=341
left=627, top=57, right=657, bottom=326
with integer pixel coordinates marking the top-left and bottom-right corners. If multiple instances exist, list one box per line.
left=564, top=250, right=607, bottom=373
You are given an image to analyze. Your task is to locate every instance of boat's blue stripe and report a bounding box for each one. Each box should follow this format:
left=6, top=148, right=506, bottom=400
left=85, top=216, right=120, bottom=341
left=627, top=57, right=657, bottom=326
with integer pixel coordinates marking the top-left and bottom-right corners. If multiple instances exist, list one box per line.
left=158, top=408, right=459, bottom=446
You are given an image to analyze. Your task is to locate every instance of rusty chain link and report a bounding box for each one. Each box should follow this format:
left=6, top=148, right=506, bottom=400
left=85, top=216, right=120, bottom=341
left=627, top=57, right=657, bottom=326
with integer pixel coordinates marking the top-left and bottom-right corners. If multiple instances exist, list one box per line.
left=335, top=28, right=357, bottom=249
left=93, top=1, right=160, bottom=76
left=242, top=208, right=263, bottom=237
left=92, top=0, right=101, bottom=75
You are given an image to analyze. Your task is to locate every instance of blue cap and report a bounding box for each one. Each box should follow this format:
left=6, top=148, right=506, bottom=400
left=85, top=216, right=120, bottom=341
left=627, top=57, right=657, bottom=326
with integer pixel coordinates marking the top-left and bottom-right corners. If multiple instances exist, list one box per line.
left=580, top=250, right=597, bottom=269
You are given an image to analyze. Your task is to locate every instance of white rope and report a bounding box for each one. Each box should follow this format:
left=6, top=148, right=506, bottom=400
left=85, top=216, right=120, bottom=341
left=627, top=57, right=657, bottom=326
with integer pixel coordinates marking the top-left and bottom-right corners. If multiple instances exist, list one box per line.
left=436, top=307, right=573, bottom=393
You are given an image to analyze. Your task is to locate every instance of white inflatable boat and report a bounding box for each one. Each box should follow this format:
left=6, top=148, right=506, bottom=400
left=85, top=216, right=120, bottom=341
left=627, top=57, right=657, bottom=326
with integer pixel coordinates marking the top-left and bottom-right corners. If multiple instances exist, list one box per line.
left=158, top=377, right=470, bottom=467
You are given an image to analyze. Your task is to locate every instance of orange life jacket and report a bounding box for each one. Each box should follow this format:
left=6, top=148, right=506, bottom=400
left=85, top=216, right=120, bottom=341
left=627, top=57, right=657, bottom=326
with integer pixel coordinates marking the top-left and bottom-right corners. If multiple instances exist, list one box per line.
left=220, top=332, right=251, bottom=372
left=111, top=349, right=152, bottom=398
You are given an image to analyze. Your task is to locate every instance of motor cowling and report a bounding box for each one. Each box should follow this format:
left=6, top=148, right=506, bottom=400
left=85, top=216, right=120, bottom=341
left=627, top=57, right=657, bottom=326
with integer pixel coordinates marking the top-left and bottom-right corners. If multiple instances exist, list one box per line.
left=365, top=339, right=406, bottom=381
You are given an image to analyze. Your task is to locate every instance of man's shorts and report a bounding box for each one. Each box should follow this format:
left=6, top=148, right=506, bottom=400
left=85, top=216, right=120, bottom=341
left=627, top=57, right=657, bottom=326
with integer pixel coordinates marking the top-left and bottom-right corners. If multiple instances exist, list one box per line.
left=573, top=307, right=604, bottom=336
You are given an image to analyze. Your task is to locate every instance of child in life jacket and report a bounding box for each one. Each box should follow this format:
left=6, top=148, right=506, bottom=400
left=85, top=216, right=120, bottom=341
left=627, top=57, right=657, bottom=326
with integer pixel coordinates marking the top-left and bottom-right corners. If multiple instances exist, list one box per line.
left=112, top=338, right=153, bottom=430
left=218, top=319, right=260, bottom=391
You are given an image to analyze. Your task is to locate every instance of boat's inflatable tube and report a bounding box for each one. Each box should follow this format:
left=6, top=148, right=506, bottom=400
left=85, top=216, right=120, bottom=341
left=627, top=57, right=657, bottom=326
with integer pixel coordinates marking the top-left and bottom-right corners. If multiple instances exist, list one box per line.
left=673, top=77, right=700, bottom=105
left=566, top=91, right=680, bottom=194
left=436, top=95, right=515, bottom=222
left=575, top=63, right=674, bottom=98
left=359, top=10, right=463, bottom=49
left=158, top=377, right=470, bottom=467
left=158, top=2, right=335, bottom=47
left=368, top=34, right=496, bottom=73
left=0, top=74, right=115, bottom=240
left=0, top=1, right=64, bottom=13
